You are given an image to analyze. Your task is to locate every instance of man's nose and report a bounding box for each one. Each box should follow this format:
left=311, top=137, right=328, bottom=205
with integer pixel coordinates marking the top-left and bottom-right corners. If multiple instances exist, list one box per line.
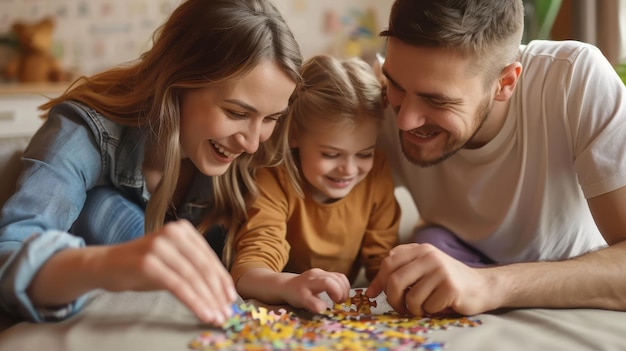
left=396, top=98, right=427, bottom=131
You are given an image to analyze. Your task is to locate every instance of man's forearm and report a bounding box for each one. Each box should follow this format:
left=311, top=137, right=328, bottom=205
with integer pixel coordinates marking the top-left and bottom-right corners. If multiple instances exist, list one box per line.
left=490, top=241, right=626, bottom=310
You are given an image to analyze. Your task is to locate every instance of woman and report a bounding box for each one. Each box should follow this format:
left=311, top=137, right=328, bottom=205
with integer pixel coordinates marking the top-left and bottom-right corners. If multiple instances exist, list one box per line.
left=0, top=0, right=302, bottom=326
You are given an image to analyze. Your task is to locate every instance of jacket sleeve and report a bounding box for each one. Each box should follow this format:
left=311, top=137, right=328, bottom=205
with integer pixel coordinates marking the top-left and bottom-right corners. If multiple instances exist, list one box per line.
left=230, top=166, right=292, bottom=283
left=360, top=152, right=401, bottom=282
left=0, top=104, right=103, bottom=322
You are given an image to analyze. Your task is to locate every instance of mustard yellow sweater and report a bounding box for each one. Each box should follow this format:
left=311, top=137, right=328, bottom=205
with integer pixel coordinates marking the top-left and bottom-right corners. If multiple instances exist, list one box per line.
left=231, top=153, right=401, bottom=284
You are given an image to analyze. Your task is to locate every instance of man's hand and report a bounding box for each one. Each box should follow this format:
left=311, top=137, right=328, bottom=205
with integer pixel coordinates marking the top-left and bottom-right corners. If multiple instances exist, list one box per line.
left=366, top=243, right=496, bottom=316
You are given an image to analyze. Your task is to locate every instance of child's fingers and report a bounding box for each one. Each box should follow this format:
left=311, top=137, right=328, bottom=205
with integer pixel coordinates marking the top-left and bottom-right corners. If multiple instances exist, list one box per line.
left=302, top=293, right=329, bottom=314
left=325, top=273, right=350, bottom=303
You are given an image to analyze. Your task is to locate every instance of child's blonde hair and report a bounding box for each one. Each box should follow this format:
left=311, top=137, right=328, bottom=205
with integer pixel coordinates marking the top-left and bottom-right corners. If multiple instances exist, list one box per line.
left=284, top=55, right=386, bottom=196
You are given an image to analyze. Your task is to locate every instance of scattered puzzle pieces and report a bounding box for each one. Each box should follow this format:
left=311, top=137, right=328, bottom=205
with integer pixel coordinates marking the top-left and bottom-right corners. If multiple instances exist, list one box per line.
left=189, top=290, right=482, bottom=350
left=333, top=288, right=378, bottom=315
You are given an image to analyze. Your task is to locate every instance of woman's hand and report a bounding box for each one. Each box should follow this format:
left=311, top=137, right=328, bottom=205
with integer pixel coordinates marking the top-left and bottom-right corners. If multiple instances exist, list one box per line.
left=28, top=219, right=236, bottom=325
left=281, top=268, right=351, bottom=313
left=95, top=219, right=237, bottom=325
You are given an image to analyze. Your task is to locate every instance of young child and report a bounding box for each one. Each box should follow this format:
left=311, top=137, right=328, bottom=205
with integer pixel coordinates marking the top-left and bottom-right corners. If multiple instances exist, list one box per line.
left=229, top=55, right=401, bottom=313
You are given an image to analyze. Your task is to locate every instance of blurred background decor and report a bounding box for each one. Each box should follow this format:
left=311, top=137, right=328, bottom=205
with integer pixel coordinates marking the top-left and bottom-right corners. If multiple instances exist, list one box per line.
left=0, top=0, right=623, bottom=82
left=523, top=0, right=563, bottom=42
left=0, top=0, right=181, bottom=80
left=2, top=17, right=67, bottom=83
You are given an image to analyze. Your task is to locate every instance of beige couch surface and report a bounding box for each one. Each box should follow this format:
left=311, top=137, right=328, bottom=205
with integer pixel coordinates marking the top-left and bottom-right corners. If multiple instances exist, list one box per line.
left=1, top=289, right=626, bottom=351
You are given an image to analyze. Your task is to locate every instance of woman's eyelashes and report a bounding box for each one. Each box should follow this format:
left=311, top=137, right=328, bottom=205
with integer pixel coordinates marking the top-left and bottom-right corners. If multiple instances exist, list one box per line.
left=225, top=109, right=247, bottom=119
left=264, top=114, right=281, bottom=122
left=225, top=108, right=282, bottom=123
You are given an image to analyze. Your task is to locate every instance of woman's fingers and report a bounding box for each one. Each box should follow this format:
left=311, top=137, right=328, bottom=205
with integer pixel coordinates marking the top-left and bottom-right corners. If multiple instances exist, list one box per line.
left=158, top=221, right=236, bottom=319
left=99, top=219, right=236, bottom=325
left=140, top=251, right=221, bottom=324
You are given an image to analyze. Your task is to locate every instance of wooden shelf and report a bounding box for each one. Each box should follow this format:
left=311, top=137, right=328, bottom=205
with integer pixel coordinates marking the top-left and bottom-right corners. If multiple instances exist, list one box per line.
left=0, top=82, right=70, bottom=96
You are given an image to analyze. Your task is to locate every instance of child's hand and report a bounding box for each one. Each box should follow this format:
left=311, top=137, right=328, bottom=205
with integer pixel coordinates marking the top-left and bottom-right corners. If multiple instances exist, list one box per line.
left=282, top=268, right=350, bottom=313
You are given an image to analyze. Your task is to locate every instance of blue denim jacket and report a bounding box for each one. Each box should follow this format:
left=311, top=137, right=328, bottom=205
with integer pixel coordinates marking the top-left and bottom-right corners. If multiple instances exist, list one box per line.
left=0, top=101, right=220, bottom=322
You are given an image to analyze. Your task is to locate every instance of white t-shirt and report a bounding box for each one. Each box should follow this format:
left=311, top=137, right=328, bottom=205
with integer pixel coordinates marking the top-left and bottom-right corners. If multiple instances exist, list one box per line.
left=382, top=40, right=626, bottom=263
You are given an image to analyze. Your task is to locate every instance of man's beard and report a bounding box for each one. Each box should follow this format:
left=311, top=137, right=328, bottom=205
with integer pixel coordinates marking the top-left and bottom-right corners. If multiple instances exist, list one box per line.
left=400, top=94, right=494, bottom=168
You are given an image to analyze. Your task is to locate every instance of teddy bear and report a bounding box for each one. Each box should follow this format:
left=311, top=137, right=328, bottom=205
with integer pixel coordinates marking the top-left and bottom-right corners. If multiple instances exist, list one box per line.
left=3, top=17, right=65, bottom=83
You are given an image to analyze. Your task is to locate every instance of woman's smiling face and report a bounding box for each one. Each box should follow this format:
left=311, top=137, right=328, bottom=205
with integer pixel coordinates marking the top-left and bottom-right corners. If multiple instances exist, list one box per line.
left=179, top=60, right=297, bottom=176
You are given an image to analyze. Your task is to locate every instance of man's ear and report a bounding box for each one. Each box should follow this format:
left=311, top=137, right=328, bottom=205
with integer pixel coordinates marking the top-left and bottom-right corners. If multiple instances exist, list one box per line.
left=494, top=62, right=522, bottom=102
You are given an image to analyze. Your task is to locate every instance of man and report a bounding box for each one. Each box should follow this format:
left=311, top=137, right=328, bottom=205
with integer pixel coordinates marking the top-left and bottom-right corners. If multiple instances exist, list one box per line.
left=366, top=0, right=626, bottom=318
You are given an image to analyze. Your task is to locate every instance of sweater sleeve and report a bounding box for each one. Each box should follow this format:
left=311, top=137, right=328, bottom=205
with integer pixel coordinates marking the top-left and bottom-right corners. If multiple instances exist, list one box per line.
left=230, top=166, right=292, bottom=283
left=360, top=152, right=401, bottom=281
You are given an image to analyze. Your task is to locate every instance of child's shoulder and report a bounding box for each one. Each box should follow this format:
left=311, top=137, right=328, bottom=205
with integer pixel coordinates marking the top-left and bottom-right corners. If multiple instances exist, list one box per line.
left=256, top=164, right=287, bottom=180
left=255, top=164, right=295, bottom=190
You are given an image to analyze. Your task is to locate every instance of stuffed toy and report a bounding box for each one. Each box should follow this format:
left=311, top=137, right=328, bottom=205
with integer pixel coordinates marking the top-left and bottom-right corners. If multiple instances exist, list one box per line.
left=3, top=17, right=65, bottom=83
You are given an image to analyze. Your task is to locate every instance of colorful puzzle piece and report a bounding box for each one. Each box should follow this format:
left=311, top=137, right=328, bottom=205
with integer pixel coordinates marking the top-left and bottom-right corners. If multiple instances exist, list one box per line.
left=188, top=290, right=482, bottom=350
left=333, top=288, right=378, bottom=314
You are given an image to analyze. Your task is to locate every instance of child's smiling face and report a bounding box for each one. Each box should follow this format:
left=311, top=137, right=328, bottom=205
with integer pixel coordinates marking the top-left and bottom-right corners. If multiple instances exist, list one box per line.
left=292, top=117, right=379, bottom=203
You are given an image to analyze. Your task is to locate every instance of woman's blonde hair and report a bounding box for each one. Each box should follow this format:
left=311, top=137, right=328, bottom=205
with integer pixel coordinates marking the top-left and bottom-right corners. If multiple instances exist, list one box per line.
left=39, top=0, right=302, bottom=262
left=283, top=55, right=386, bottom=196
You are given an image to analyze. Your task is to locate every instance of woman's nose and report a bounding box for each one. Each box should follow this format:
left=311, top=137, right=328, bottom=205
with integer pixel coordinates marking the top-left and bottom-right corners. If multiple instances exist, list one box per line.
left=235, top=132, right=260, bottom=154
left=235, top=121, right=264, bottom=154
